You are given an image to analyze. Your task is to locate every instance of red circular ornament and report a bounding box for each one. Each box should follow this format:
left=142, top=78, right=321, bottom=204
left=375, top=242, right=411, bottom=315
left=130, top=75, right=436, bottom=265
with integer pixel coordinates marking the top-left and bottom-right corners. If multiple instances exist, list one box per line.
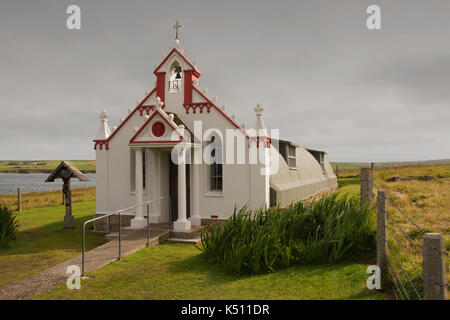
left=151, top=121, right=166, bottom=137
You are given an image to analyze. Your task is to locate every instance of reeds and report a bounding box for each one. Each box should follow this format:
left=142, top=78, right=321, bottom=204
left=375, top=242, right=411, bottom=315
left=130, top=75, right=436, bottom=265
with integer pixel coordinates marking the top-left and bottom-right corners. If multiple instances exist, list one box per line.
left=200, top=193, right=375, bottom=274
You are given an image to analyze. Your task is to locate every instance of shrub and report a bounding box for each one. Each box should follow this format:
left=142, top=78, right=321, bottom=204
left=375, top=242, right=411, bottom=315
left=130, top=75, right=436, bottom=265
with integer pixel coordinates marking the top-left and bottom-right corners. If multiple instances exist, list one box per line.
left=0, top=204, right=20, bottom=248
left=199, top=193, right=375, bottom=274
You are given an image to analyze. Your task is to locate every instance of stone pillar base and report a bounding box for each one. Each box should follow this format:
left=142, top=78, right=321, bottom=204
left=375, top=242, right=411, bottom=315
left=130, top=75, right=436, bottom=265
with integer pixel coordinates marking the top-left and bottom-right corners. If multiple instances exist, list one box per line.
left=173, top=219, right=191, bottom=231
left=130, top=217, right=147, bottom=229
left=149, top=215, right=163, bottom=224
left=189, top=216, right=202, bottom=226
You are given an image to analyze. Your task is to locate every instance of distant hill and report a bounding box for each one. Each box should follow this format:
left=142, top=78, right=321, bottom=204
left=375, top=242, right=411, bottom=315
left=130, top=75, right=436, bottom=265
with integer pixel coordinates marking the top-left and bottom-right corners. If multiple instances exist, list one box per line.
left=0, top=160, right=96, bottom=173
left=330, top=159, right=450, bottom=171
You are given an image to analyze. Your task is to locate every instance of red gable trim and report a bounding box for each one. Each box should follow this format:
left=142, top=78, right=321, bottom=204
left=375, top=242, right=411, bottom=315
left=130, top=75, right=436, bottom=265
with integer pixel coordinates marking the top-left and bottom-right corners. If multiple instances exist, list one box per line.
left=192, top=86, right=248, bottom=137
left=153, top=48, right=201, bottom=77
left=92, top=87, right=157, bottom=148
left=129, top=108, right=183, bottom=144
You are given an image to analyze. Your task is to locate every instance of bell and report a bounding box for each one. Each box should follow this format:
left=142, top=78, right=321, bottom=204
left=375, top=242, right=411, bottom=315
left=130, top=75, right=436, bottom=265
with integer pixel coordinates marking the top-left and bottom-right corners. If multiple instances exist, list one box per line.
left=175, top=72, right=182, bottom=79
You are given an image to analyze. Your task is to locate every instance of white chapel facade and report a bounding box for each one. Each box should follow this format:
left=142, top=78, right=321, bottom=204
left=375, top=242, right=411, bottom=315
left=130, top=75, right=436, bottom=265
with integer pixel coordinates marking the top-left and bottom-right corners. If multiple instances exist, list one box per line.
left=93, top=35, right=337, bottom=231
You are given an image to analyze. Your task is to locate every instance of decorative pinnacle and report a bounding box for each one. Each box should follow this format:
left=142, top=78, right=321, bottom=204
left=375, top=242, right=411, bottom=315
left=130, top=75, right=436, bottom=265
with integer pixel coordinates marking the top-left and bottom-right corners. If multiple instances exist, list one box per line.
left=100, top=110, right=108, bottom=122
left=155, top=97, right=164, bottom=109
left=254, top=103, right=264, bottom=116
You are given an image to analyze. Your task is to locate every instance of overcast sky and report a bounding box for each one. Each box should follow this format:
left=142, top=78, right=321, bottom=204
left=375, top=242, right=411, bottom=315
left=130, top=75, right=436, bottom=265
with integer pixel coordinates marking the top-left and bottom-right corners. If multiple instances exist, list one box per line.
left=0, top=0, right=449, bottom=162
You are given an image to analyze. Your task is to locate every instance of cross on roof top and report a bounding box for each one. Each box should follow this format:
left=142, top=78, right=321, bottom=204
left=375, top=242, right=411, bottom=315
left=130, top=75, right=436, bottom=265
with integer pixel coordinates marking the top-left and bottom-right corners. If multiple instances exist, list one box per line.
left=173, top=20, right=182, bottom=40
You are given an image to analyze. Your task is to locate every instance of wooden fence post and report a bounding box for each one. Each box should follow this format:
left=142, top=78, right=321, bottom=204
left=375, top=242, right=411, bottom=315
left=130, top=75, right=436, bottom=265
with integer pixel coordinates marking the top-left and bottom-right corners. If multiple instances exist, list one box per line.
left=360, top=168, right=371, bottom=204
left=17, top=187, right=22, bottom=212
left=423, top=233, right=447, bottom=300
left=370, top=162, right=375, bottom=198
left=377, top=190, right=387, bottom=288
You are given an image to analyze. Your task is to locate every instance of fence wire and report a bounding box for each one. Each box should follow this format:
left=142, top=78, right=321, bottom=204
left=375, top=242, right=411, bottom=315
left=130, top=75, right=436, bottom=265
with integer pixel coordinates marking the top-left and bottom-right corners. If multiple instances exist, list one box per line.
left=371, top=172, right=447, bottom=299
left=387, top=241, right=422, bottom=300
left=373, top=182, right=426, bottom=300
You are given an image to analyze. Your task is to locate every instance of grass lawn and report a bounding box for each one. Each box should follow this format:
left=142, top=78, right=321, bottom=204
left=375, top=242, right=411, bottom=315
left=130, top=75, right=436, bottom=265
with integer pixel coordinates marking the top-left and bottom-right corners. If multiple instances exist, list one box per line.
left=0, top=187, right=96, bottom=212
left=33, top=243, right=385, bottom=300
left=0, top=200, right=104, bottom=287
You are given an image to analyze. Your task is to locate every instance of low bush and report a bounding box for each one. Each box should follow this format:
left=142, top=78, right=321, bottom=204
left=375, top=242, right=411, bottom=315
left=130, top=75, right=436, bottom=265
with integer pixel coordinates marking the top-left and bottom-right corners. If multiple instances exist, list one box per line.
left=0, top=204, right=20, bottom=248
left=200, top=193, right=375, bottom=274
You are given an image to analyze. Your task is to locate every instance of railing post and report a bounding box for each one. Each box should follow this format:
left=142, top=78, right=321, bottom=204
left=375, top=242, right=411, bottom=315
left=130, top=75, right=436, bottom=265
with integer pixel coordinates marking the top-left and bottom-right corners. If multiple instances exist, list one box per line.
left=146, top=203, right=150, bottom=247
left=118, top=212, right=122, bottom=261
left=17, top=187, right=22, bottom=212
left=377, top=190, right=387, bottom=288
left=360, top=167, right=371, bottom=204
left=423, top=233, right=447, bottom=300
left=82, top=223, right=85, bottom=277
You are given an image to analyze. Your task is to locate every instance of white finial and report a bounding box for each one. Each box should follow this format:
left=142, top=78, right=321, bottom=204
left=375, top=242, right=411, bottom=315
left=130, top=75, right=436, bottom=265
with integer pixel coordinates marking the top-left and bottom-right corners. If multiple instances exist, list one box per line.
left=172, top=39, right=183, bottom=51
left=243, top=122, right=247, bottom=130
left=168, top=114, right=175, bottom=122
left=128, top=108, right=132, bottom=114
left=221, top=104, right=226, bottom=111
left=133, top=126, right=139, bottom=133
left=193, top=61, right=197, bottom=67
left=231, top=114, right=236, bottom=121
left=112, top=126, right=117, bottom=132
left=254, top=103, right=264, bottom=115
left=144, top=115, right=150, bottom=120
left=155, top=97, right=164, bottom=109
left=253, top=103, right=267, bottom=131
left=100, top=110, right=108, bottom=122
left=96, top=110, right=111, bottom=140
left=203, top=88, right=208, bottom=95
left=212, top=96, right=218, bottom=103
left=119, top=118, right=124, bottom=123
left=194, top=79, right=199, bottom=87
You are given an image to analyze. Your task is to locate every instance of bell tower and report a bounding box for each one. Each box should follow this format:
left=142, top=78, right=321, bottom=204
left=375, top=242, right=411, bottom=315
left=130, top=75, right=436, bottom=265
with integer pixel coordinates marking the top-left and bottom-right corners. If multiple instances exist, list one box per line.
left=153, top=22, right=201, bottom=113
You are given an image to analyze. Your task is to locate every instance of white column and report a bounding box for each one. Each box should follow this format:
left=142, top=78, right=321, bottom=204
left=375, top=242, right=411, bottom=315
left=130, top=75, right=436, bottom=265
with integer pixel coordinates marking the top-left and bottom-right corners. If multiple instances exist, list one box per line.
left=131, top=148, right=146, bottom=228
left=149, top=149, right=162, bottom=223
left=189, top=158, right=201, bottom=226
left=173, top=147, right=191, bottom=231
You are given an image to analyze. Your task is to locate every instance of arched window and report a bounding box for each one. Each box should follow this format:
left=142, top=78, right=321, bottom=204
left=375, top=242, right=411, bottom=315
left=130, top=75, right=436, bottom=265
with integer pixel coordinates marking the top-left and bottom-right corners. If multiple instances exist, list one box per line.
left=168, top=61, right=182, bottom=92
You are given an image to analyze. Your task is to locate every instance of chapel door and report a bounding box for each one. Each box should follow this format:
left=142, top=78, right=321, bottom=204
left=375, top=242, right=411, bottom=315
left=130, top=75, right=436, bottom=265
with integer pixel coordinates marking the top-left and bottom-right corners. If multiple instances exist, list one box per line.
left=168, top=161, right=190, bottom=223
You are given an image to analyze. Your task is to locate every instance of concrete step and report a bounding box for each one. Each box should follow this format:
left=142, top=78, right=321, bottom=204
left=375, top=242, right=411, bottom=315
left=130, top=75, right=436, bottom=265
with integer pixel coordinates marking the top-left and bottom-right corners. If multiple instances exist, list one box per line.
left=166, top=237, right=201, bottom=245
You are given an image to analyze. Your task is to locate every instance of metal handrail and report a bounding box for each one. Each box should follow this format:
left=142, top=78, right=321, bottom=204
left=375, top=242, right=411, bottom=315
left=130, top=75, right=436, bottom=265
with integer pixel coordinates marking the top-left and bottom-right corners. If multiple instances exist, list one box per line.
left=81, top=195, right=167, bottom=277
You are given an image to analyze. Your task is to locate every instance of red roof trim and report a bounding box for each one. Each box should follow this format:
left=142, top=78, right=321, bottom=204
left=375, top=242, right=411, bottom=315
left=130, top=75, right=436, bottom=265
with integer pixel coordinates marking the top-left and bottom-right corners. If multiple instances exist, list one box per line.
left=129, top=108, right=182, bottom=144
left=92, top=87, right=157, bottom=147
left=130, top=139, right=183, bottom=144
left=153, top=48, right=201, bottom=77
left=192, top=86, right=248, bottom=137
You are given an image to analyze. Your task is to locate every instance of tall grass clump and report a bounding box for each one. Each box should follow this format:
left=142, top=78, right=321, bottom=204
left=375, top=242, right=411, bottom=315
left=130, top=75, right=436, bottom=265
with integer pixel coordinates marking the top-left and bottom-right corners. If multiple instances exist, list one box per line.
left=0, top=204, right=20, bottom=248
left=200, top=193, right=375, bottom=274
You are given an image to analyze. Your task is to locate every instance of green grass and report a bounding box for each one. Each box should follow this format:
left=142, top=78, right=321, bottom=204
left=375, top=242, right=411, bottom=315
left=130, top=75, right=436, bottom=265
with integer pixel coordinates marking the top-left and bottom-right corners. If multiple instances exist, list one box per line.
left=200, top=194, right=376, bottom=275
left=0, top=160, right=96, bottom=173
left=0, top=200, right=104, bottom=287
left=33, top=243, right=385, bottom=300
left=336, top=178, right=360, bottom=198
